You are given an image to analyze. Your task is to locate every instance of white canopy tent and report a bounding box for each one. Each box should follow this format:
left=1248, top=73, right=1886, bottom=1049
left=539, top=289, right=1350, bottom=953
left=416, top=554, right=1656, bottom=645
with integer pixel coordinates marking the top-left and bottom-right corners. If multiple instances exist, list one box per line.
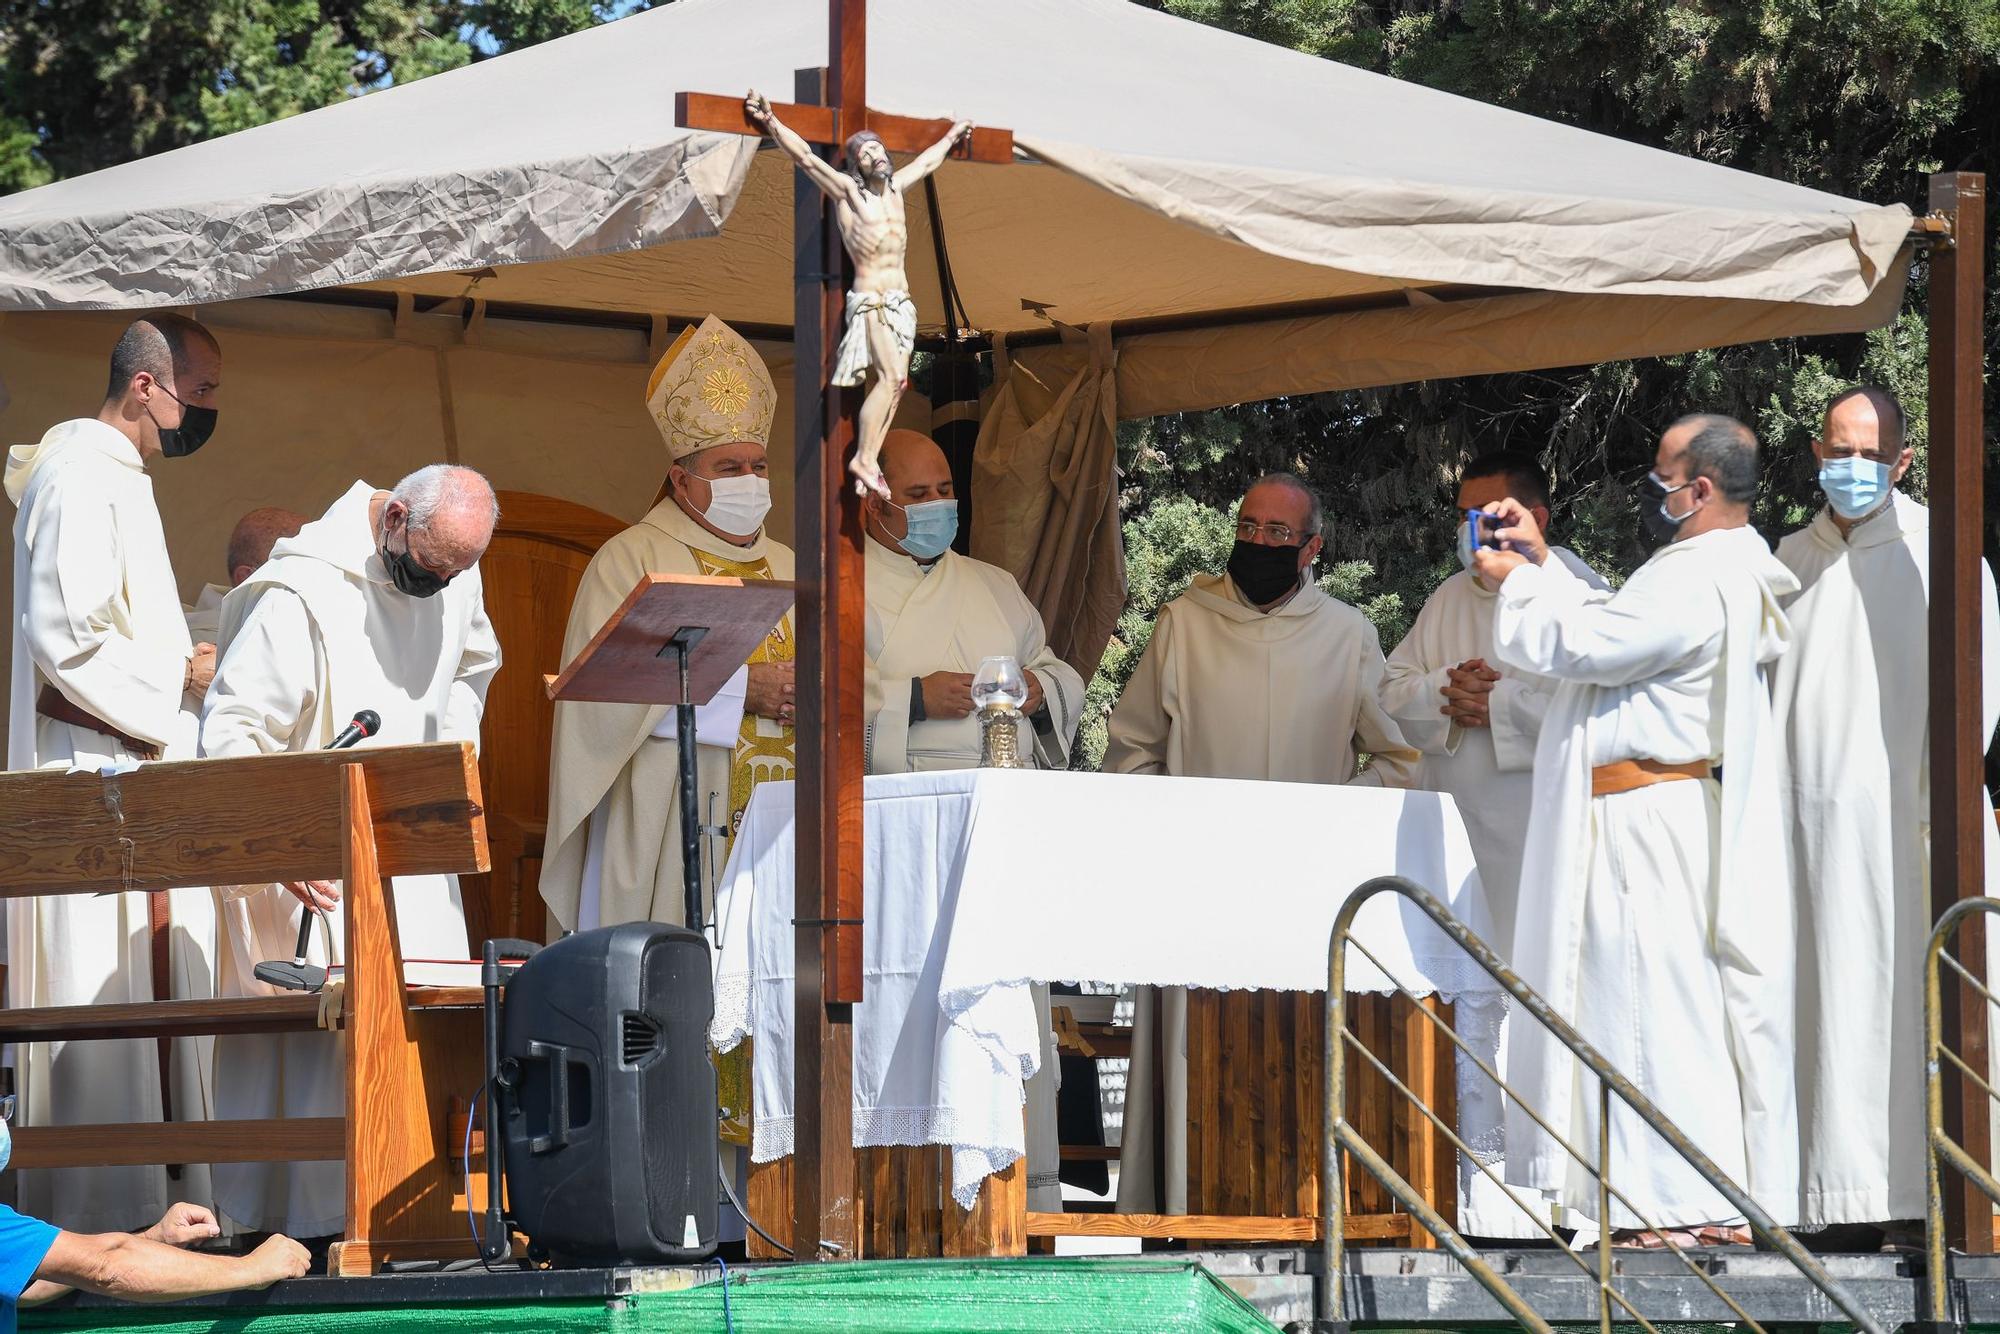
left=0, top=0, right=1919, bottom=752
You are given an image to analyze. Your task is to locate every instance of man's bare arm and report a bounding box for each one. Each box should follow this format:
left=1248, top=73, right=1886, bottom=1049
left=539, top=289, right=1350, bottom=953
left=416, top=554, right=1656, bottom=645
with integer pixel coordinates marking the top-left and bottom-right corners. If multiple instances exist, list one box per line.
left=745, top=90, right=854, bottom=199
left=893, top=120, right=973, bottom=191
left=25, top=1231, right=309, bottom=1306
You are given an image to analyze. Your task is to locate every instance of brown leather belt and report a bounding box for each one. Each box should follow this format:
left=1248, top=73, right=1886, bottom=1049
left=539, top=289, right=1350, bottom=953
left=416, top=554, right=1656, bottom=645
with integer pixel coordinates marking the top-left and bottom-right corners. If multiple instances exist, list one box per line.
left=37, top=683, right=177, bottom=1170
left=35, top=684, right=161, bottom=760
left=1591, top=757, right=1712, bottom=797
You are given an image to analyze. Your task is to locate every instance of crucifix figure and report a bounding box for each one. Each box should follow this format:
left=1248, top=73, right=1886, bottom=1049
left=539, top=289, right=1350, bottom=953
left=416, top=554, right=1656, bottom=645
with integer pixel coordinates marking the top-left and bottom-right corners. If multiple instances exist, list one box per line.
left=745, top=89, right=970, bottom=499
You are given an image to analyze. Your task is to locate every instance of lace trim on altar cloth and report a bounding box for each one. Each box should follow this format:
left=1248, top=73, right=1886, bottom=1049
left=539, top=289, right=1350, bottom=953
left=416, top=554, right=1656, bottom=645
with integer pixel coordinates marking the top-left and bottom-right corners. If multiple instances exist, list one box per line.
left=711, top=972, right=753, bottom=1051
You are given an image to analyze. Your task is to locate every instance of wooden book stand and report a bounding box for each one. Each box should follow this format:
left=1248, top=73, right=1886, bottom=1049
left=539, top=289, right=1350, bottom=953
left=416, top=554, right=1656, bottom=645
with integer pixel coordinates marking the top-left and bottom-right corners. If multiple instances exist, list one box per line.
left=0, top=742, right=491, bottom=1275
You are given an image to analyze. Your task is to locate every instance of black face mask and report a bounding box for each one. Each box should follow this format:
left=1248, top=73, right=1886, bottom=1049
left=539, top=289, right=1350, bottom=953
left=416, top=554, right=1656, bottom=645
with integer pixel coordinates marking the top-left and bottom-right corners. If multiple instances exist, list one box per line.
left=148, top=384, right=218, bottom=459
left=381, top=528, right=452, bottom=599
left=1636, top=473, right=1695, bottom=551
left=1226, top=539, right=1306, bottom=606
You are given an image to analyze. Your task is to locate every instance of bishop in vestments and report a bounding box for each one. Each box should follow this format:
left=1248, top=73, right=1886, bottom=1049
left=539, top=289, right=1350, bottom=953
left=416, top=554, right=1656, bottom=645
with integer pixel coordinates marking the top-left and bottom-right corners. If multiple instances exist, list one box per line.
left=1104, top=472, right=1420, bottom=1213
left=1772, top=386, right=2000, bottom=1235
left=5, top=316, right=224, bottom=1232
left=1381, top=450, right=1607, bottom=1238
left=1476, top=416, right=1798, bottom=1243
left=863, top=429, right=1082, bottom=773
left=200, top=465, right=501, bottom=1238
left=542, top=316, right=797, bottom=932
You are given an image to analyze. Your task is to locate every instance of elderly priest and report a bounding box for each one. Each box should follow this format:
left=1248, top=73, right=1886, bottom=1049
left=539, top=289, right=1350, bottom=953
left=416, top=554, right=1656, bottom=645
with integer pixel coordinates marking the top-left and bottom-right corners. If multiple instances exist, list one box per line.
left=5, top=315, right=224, bottom=1233
left=543, top=316, right=798, bottom=933
left=200, top=464, right=501, bottom=1240
left=1772, top=386, right=2000, bottom=1243
left=863, top=429, right=1082, bottom=772
left=1474, top=415, right=1798, bottom=1246
left=1105, top=471, right=1420, bottom=1213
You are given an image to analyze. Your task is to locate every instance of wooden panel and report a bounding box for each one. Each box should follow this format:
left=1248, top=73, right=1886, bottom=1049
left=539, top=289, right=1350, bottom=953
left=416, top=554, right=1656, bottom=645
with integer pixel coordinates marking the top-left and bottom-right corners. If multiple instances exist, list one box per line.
left=1188, top=988, right=1219, bottom=1213
left=1393, top=995, right=1439, bottom=1250
left=1293, top=992, right=1321, bottom=1219
left=0, top=995, right=322, bottom=1041
left=1021, top=1212, right=1410, bottom=1242
left=5, top=1118, right=343, bottom=1168
left=942, top=1154, right=1025, bottom=1257
left=545, top=573, right=796, bottom=707
left=676, top=92, right=1015, bottom=164
left=0, top=742, right=484, bottom=897
left=746, top=1155, right=795, bottom=1260
left=340, top=765, right=488, bottom=1273
left=859, top=1144, right=943, bottom=1259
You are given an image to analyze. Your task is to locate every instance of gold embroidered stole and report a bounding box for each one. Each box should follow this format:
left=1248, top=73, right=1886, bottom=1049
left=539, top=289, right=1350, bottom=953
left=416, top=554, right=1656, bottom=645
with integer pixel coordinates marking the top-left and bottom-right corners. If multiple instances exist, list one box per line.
left=688, top=546, right=798, bottom=842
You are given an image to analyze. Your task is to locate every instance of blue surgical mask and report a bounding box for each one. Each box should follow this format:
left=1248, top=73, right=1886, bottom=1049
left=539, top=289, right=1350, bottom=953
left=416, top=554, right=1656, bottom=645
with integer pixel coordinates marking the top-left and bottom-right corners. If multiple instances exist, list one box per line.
left=1819, top=456, right=1892, bottom=520
left=894, top=499, right=959, bottom=561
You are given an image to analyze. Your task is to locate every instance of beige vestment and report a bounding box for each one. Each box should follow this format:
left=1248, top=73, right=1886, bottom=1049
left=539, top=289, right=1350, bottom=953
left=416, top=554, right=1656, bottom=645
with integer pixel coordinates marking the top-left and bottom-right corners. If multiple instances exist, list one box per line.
left=1105, top=571, right=1420, bottom=1212
left=542, top=500, right=796, bottom=932
left=863, top=535, right=1084, bottom=773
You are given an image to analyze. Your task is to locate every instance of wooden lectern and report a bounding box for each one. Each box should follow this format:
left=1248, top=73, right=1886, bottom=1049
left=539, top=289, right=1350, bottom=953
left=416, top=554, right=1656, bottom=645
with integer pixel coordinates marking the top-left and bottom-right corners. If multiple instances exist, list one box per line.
left=546, top=572, right=796, bottom=928
left=0, top=742, right=492, bottom=1275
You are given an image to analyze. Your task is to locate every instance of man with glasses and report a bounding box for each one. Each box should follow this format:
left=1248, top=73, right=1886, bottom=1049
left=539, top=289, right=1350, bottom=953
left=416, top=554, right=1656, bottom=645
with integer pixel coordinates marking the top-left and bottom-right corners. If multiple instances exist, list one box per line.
left=1, top=1095, right=306, bottom=1327
left=1471, top=415, right=1799, bottom=1247
left=1104, top=471, right=1419, bottom=1213
left=198, top=465, right=501, bottom=1245
left=1772, top=386, right=2000, bottom=1248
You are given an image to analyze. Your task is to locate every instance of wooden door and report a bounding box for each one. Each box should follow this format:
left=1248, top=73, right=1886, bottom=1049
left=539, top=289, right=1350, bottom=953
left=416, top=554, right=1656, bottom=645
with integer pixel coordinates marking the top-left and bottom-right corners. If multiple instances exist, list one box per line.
left=466, top=491, right=628, bottom=947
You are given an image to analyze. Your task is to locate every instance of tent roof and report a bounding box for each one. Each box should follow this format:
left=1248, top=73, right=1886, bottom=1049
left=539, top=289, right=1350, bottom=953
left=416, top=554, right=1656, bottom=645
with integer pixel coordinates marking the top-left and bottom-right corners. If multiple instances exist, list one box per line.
left=0, top=0, right=1911, bottom=340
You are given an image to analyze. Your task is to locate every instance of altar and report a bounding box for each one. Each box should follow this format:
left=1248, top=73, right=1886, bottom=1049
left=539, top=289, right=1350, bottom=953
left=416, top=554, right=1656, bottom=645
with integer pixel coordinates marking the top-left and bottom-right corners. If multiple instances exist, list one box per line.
left=711, top=767, right=1507, bottom=1256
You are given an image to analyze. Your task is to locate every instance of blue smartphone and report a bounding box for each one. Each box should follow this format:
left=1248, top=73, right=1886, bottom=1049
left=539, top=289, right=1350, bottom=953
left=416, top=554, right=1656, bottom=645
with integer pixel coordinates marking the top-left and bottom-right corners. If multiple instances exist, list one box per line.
left=1458, top=508, right=1502, bottom=565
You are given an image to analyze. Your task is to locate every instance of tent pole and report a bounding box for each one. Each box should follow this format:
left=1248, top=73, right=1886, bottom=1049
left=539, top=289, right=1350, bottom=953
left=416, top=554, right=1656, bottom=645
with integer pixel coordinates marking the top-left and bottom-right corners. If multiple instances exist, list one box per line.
left=1927, top=169, right=1990, bottom=1254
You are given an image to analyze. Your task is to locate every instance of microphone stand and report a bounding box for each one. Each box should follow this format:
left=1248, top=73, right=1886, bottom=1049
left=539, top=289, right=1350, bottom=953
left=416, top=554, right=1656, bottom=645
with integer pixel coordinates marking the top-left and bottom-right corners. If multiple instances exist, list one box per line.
left=661, top=626, right=709, bottom=933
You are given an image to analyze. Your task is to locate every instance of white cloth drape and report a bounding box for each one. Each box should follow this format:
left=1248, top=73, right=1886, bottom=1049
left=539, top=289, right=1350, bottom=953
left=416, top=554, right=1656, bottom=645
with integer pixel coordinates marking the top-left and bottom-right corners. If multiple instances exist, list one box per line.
left=711, top=768, right=1500, bottom=1208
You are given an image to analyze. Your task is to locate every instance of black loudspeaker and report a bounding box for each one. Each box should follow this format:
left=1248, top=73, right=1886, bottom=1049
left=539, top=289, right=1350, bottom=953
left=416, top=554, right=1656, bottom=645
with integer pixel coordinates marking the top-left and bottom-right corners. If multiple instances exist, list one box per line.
left=499, top=922, right=717, bottom=1264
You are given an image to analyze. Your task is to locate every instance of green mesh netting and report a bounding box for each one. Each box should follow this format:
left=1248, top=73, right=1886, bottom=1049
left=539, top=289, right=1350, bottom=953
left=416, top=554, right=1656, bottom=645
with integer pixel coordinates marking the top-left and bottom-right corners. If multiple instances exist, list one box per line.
left=625, top=1259, right=1284, bottom=1332
left=21, top=1258, right=1284, bottom=1333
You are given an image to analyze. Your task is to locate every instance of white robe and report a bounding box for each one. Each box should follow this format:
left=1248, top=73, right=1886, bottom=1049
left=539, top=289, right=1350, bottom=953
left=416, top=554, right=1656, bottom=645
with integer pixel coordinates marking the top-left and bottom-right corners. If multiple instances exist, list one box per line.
left=1494, top=526, right=1799, bottom=1228
left=862, top=536, right=1084, bottom=773
left=542, top=500, right=796, bottom=934
left=1106, top=572, right=1421, bottom=1213
left=183, top=582, right=229, bottom=644
left=199, top=479, right=499, bottom=1236
left=1381, top=548, right=1608, bottom=1238
left=1772, top=493, right=2000, bottom=1227
left=4, top=417, right=218, bottom=1233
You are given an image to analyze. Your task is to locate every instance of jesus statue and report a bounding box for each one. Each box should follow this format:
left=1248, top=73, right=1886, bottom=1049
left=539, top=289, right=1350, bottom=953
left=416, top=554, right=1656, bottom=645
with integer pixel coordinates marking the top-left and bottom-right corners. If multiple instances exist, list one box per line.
left=746, top=90, right=971, bottom=498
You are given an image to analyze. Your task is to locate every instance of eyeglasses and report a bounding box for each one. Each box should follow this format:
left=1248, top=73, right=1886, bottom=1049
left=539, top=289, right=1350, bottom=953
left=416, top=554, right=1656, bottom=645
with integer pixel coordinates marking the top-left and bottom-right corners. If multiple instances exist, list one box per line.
left=1235, top=520, right=1302, bottom=545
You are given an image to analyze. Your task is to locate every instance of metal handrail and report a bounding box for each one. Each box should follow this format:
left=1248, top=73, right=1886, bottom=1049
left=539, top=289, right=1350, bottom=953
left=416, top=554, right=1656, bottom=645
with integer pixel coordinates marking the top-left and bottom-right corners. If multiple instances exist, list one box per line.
left=1316, top=874, right=1887, bottom=1334
left=1924, top=895, right=2000, bottom=1325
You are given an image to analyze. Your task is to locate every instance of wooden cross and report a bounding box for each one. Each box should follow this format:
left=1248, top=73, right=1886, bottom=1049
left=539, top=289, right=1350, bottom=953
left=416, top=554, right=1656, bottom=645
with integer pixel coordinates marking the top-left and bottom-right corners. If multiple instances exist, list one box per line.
left=676, top=0, right=1014, bottom=1259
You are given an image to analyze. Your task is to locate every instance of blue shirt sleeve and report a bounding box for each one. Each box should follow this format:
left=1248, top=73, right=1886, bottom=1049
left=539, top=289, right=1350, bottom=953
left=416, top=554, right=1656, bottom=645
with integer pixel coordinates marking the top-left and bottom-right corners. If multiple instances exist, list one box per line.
left=1, top=1202, right=61, bottom=1326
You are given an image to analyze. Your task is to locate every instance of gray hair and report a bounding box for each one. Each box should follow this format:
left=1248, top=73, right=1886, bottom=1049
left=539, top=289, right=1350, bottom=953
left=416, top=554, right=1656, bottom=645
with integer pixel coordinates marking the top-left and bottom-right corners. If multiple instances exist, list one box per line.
left=391, top=464, right=499, bottom=533
left=1248, top=471, right=1324, bottom=539
left=1668, top=413, right=1760, bottom=506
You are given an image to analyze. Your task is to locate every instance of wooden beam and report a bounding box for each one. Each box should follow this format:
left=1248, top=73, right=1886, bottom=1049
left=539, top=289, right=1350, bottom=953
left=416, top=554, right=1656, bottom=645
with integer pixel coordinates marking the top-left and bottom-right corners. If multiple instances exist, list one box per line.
left=5, top=1119, right=343, bottom=1168
left=0, top=996, right=323, bottom=1041
left=1928, top=169, right=1991, bottom=1254
left=675, top=97, right=1013, bottom=166
left=1022, top=1212, right=1414, bottom=1242
left=0, top=741, right=486, bottom=896
left=789, top=59, right=861, bottom=1263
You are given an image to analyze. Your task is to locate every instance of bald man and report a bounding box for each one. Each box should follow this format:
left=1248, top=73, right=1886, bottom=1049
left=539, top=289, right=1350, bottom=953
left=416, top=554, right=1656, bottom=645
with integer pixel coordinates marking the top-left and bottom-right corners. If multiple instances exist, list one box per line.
left=1773, top=386, right=2000, bottom=1241
left=5, top=315, right=225, bottom=1232
left=185, top=508, right=309, bottom=643
left=1474, top=415, right=1799, bottom=1244
left=201, top=465, right=501, bottom=1240
left=862, top=429, right=1083, bottom=772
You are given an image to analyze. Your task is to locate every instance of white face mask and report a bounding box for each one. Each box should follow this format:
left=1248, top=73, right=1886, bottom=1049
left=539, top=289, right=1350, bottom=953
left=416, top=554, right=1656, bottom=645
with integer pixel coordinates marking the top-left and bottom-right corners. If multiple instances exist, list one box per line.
left=695, top=473, right=772, bottom=537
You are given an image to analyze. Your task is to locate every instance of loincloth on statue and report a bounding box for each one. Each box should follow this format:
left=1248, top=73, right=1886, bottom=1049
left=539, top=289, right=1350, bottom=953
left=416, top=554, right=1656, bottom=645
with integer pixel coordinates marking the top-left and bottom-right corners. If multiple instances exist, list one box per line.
left=831, top=288, right=918, bottom=387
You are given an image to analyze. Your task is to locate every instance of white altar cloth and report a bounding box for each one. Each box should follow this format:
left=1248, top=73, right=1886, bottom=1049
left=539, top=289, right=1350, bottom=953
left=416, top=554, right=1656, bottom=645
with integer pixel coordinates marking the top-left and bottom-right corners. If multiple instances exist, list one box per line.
left=710, top=768, right=1502, bottom=1206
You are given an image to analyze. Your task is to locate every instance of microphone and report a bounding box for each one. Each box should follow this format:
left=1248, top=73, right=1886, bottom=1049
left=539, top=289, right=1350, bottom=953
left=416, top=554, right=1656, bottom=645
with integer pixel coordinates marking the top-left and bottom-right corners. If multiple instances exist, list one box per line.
left=254, top=707, right=382, bottom=992
left=329, top=709, right=380, bottom=751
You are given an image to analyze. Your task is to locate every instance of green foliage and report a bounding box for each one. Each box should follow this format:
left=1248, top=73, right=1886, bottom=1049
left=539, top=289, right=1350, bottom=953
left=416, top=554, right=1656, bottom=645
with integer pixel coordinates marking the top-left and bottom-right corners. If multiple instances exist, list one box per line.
left=0, top=0, right=640, bottom=187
